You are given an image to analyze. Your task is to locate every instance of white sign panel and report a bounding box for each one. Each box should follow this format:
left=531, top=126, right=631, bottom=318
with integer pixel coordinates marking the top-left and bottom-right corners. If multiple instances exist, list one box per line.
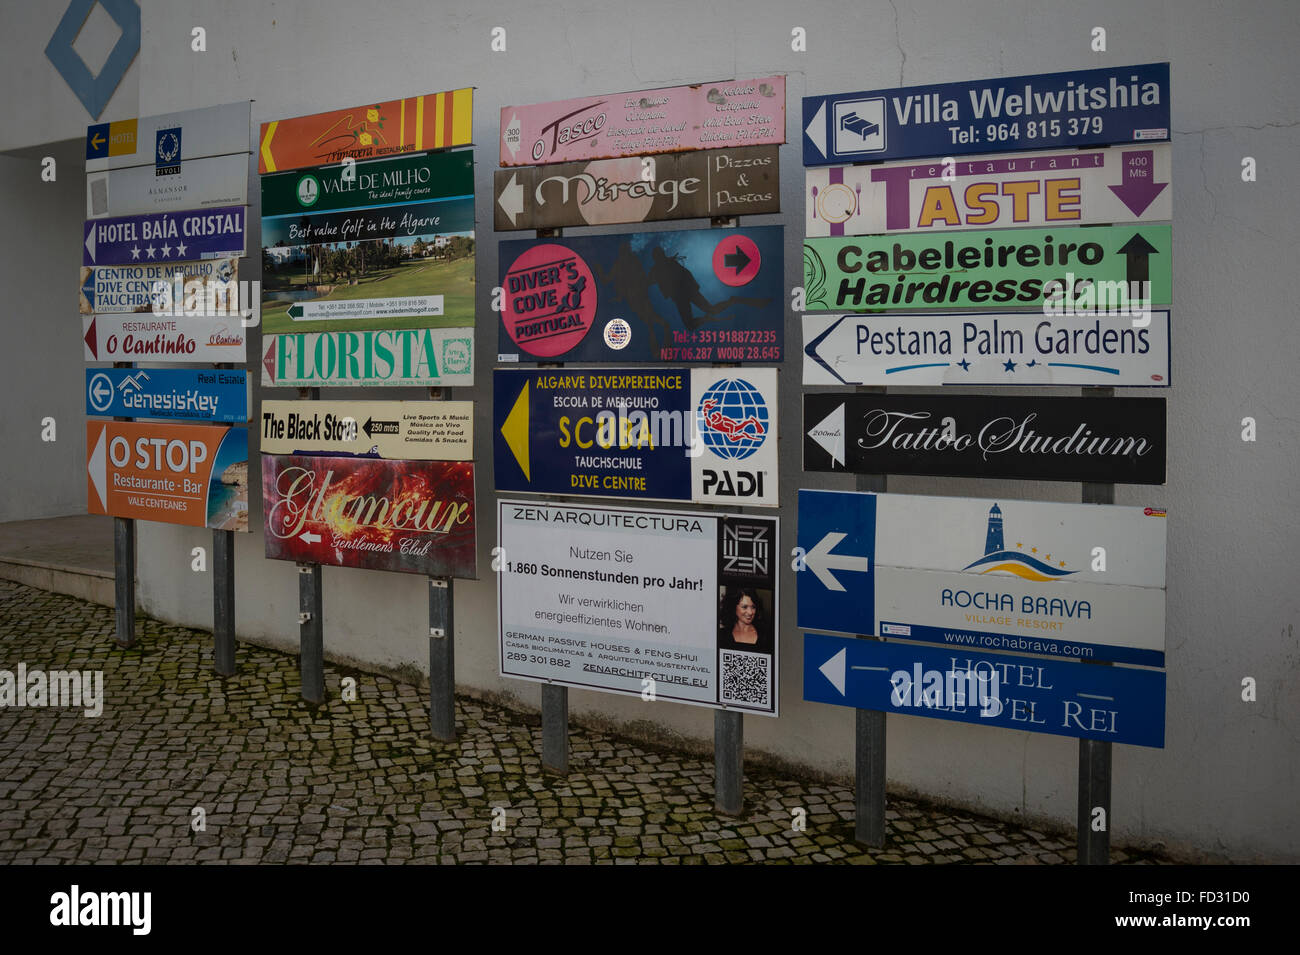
left=498, top=500, right=780, bottom=715
left=86, top=101, right=252, bottom=172
left=803, top=311, right=1171, bottom=386
left=86, top=152, right=250, bottom=219
left=805, top=143, right=1172, bottom=237
left=82, top=314, right=248, bottom=363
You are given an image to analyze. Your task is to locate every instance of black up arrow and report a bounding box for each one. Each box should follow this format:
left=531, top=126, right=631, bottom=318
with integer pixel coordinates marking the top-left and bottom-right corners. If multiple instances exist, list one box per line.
left=1119, top=232, right=1158, bottom=287
left=723, top=244, right=752, bottom=274
left=363, top=417, right=400, bottom=438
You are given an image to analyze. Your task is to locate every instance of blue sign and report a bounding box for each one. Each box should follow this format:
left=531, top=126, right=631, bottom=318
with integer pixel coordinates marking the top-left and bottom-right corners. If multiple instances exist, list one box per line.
left=796, top=490, right=1169, bottom=667
left=803, top=62, right=1170, bottom=166
left=803, top=633, right=1165, bottom=748
left=498, top=226, right=785, bottom=363
left=82, top=206, right=246, bottom=267
left=85, top=368, right=249, bottom=423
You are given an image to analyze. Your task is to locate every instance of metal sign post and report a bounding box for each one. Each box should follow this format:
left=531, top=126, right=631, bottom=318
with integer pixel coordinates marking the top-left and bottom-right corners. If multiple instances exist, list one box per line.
left=429, top=575, right=456, bottom=740
left=295, top=386, right=325, bottom=703
left=711, top=213, right=745, bottom=816
left=111, top=360, right=136, bottom=648
left=1078, top=385, right=1115, bottom=864
left=532, top=225, right=572, bottom=773
left=854, top=386, right=888, bottom=847
left=427, top=384, right=458, bottom=742
left=212, top=361, right=237, bottom=675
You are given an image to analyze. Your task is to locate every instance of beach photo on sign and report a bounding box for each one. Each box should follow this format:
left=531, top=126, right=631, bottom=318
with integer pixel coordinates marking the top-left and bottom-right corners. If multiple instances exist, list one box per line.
left=206, top=431, right=249, bottom=533
left=260, top=230, right=475, bottom=335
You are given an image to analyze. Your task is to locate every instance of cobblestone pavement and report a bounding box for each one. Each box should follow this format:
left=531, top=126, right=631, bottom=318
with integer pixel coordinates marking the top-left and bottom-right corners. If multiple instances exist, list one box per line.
left=0, top=579, right=1164, bottom=865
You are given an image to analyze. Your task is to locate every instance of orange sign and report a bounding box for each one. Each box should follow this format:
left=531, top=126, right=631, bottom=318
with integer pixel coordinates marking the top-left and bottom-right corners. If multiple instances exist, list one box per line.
left=86, top=421, right=250, bottom=531
left=259, top=88, right=473, bottom=174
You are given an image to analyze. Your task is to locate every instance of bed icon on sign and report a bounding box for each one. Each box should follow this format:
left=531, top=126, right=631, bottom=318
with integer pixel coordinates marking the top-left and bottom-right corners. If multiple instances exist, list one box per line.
left=833, top=98, right=885, bottom=154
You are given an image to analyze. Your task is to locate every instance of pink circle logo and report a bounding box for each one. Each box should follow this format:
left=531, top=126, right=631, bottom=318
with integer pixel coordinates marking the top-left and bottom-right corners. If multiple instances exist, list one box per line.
left=712, top=234, right=762, bottom=287
left=502, top=244, right=597, bottom=358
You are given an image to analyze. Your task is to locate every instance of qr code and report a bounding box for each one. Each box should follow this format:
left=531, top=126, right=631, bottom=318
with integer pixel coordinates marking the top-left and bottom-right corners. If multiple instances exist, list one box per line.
left=720, top=649, right=770, bottom=708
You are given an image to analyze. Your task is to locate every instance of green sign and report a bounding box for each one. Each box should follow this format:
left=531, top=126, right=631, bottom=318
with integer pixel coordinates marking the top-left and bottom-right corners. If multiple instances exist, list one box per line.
left=261, top=150, right=473, bottom=218
left=804, top=225, right=1171, bottom=313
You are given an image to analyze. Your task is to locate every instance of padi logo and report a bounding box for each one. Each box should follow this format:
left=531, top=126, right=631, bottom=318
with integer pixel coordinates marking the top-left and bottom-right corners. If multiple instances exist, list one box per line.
left=697, top=378, right=768, bottom=460
left=297, top=174, right=321, bottom=207
left=698, top=377, right=770, bottom=500
left=155, top=127, right=181, bottom=176
left=50, top=885, right=151, bottom=935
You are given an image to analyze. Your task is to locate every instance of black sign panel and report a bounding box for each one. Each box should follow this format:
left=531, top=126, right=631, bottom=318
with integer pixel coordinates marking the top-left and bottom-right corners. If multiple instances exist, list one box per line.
left=804, top=394, right=1165, bottom=485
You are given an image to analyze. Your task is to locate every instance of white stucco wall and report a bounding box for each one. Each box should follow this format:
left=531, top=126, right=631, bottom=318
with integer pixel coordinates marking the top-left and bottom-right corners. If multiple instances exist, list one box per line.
left=1, top=0, right=1296, bottom=861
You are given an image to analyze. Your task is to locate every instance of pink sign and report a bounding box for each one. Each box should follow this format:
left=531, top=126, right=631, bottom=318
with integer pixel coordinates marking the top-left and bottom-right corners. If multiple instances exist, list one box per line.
left=501, top=243, right=598, bottom=358
left=500, top=76, right=786, bottom=167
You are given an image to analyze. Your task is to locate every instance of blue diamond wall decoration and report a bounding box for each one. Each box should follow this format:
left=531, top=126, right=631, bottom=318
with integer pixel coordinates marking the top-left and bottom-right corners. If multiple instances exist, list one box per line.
left=45, top=0, right=140, bottom=120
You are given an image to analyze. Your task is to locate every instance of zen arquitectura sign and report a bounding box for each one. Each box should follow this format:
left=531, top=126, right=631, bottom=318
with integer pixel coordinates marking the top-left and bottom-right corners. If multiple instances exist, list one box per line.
left=498, top=500, right=780, bottom=715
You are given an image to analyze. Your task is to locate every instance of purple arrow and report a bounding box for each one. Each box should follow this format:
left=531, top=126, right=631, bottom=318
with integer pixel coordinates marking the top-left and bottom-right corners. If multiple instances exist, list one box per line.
left=1109, top=150, right=1168, bottom=217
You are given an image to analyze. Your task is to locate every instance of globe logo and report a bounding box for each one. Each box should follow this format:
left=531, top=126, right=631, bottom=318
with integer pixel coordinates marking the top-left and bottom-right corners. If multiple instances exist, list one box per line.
left=697, top=378, right=768, bottom=461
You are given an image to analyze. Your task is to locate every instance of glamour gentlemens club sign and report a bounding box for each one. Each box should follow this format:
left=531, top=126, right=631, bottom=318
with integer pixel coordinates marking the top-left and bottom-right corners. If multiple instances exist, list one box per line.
left=804, top=393, right=1166, bottom=485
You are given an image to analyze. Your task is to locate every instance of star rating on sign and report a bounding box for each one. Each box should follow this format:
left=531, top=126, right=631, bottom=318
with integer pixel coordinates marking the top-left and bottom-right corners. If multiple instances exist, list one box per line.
left=175, top=241, right=187, bottom=258
left=145, top=245, right=156, bottom=259
left=160, top=244, right=172, bottom=258
left=130, top=246, right=141, bottom=260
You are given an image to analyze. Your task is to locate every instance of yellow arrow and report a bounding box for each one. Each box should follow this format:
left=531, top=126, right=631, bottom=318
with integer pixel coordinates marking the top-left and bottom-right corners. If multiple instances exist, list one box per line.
left=90, top=132, right=105, bottom=149
left=500, top=381, right=531, bottom=481
left=260, top=120, right=278, bottom=173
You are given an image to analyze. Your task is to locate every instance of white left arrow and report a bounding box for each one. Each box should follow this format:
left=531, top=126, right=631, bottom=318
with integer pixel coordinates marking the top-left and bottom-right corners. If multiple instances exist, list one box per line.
left=805, top=100, right=828, bottom=159
left=84, top=223, right=96, bottom=264
left=498, top=172, right=524, bottom=225
left=89, top=374, right=112, bottom=410
left=806, top=531, right=870, bottom=592
left=300, top=531, right=321, bottom=544
left=819, top=648, right=846, bottom=696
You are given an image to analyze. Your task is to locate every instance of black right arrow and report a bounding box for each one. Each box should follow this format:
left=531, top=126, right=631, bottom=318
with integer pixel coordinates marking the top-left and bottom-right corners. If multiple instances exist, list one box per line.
left=363, top=417, right=400, bottom=438
left=1119, top=232, right=1158, bottom=288
left=723, top=245, right=752, bottom=274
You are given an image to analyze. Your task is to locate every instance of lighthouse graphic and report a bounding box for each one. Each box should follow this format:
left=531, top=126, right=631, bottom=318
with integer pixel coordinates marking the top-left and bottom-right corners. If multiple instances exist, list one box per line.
left=963, top=503, right=1076, bottom=582
left=984, top=503, right=1004, bottom=555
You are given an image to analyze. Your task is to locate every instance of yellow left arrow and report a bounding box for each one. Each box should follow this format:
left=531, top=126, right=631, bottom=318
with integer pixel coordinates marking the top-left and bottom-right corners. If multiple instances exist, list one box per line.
left=500, top=381, right=531, bottom=481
